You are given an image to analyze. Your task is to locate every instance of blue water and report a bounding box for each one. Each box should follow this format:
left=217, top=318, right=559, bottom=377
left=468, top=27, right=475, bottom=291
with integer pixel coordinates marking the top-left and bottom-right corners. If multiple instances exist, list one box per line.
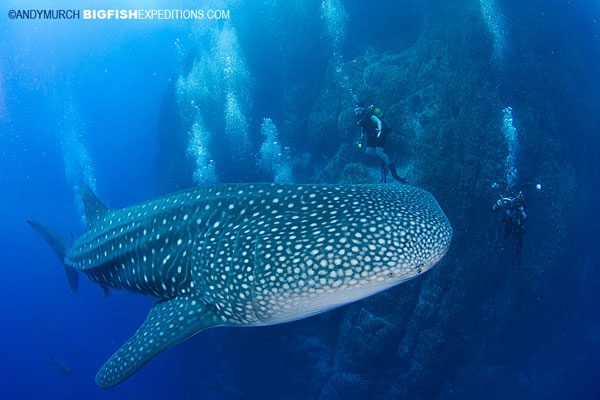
left=2, top=0, right=599, bottom=399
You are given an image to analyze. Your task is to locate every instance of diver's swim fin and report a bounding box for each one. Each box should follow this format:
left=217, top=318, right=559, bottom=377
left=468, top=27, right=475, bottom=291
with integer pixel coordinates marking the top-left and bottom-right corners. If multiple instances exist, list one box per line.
left=388, top=163, right=408, bottom=184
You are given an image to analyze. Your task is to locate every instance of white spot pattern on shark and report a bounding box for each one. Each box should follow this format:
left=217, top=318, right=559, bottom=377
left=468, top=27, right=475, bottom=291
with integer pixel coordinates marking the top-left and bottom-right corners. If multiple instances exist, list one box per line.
left=29, top=183, right=452, bottom=388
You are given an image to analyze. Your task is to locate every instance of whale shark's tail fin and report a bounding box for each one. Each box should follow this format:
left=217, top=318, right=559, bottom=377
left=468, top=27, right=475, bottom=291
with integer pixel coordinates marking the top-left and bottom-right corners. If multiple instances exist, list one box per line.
left=27, top=220, right=79, bottom=293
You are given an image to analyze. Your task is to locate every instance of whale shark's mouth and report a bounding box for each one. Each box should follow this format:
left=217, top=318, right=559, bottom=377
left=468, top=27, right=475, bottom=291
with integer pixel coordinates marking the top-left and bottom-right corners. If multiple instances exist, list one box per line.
left=248, top=268, right=418, bottom=326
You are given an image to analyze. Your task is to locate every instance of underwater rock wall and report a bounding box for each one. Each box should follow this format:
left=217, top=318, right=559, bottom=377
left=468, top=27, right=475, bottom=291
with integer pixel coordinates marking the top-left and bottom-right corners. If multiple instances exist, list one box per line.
left=308, top=0, right=599, bottom=399
left=152, top=0, right=599, bottom=398
left=311, top=1, right=510, bottom=398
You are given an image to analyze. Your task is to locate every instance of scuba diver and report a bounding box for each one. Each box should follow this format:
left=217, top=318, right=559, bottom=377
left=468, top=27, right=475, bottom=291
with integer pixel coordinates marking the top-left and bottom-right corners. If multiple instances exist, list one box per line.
left=492, top=191, right=528, bottom=264
left=354, top=104, right=407, bottom=183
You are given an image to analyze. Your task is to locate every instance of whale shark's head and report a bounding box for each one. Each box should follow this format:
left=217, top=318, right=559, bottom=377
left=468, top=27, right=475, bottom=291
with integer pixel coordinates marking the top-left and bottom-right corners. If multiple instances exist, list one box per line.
left=380, top=184, right=452, bottom=277
left=332, top=184, right=452, bottom=286
left=251, top=184, right=453, bottom=323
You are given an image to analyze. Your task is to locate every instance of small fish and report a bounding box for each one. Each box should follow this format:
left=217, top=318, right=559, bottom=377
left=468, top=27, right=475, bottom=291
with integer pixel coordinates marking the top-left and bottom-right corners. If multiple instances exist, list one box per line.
left=46, top=352, right=72, bottom=374
left=203, top=381, right=245, bottom=397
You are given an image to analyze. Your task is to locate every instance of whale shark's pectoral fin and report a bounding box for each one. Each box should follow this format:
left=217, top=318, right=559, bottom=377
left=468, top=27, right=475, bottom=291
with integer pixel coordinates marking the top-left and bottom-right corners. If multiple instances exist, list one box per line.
left=95, top=295, right=221, bottom=389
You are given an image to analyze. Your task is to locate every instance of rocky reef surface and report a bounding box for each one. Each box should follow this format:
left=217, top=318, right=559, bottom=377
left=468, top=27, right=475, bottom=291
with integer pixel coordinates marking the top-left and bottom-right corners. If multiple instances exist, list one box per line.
left=155, top=1, right=600, bottom=398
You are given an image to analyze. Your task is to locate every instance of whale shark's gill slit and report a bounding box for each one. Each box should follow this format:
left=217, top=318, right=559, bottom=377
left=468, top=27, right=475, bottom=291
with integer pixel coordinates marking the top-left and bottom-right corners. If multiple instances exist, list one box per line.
left=194, top=209, right=230, bottom=304
left=163, top=246, right=183, bottom=296
left=178, top=246, right=194, bottom=295
left=251, top=234, right=263, bottom=322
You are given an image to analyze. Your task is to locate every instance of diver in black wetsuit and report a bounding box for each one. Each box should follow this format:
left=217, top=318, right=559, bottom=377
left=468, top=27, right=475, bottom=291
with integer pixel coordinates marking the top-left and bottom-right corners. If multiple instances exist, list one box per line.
left=493, top=191, right=527, bottom=264
left=354, top=104, right=407, bottom=183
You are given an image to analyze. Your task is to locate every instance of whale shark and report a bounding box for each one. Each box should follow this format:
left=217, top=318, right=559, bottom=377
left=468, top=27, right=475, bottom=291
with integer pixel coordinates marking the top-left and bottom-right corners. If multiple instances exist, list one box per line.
left=29, top=183, right=452, bottom=388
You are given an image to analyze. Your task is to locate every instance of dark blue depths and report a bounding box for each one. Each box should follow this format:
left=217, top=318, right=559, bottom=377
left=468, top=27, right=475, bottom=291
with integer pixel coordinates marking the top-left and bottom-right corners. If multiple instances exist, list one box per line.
left=1, top=0, right=599, bottom=399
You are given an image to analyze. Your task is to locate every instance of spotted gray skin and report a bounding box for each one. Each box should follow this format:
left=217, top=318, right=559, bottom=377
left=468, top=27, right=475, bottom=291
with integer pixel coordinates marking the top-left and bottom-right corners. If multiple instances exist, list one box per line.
left=29, top=183, right=452, bottom=389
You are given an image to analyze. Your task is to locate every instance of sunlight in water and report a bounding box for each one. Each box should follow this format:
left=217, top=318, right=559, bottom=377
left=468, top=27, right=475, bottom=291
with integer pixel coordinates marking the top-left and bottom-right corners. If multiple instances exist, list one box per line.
left=0, top=66, right=6, bottom=121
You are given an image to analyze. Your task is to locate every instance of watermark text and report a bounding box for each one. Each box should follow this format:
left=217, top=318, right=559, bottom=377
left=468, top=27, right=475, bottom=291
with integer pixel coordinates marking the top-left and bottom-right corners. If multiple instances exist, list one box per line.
left=8, top=8, right=231, bottom=21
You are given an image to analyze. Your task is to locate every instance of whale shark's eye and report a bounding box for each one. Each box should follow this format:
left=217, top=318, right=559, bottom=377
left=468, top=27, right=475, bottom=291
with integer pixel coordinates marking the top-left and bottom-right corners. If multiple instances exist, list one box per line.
left=416, top=264, right=423, bottom=274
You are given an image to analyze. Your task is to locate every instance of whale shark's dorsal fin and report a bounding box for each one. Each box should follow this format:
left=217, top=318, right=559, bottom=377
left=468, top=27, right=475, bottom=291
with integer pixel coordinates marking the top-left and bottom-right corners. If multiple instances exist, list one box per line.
left=95, top=295, right=222, bottom=389
left=82, top=186, right=109, bottom=229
